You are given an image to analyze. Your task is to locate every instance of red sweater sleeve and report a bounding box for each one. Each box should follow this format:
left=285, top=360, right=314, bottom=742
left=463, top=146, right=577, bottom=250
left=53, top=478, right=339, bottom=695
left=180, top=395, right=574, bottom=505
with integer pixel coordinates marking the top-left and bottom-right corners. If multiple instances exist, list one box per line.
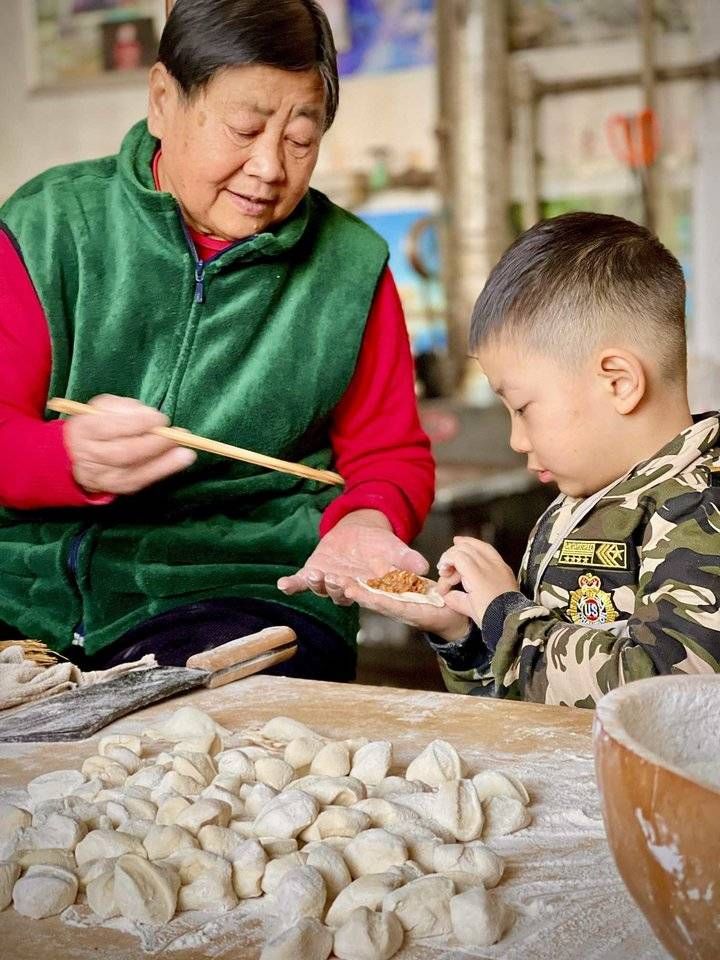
left=321, top=269, right=435, bottom=543
left=0, top=228, right=111, bottom=510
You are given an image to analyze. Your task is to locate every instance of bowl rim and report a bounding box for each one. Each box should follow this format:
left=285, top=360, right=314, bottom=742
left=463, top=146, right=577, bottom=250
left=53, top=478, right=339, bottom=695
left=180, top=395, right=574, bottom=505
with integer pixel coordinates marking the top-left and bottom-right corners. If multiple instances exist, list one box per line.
left=594, top=675, right=720, bottom=796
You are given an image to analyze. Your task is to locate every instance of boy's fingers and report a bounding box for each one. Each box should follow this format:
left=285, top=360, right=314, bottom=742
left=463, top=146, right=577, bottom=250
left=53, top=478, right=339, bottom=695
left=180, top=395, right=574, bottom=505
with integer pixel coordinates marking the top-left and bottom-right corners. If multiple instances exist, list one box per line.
left=443, top=589, right=474, bottom=618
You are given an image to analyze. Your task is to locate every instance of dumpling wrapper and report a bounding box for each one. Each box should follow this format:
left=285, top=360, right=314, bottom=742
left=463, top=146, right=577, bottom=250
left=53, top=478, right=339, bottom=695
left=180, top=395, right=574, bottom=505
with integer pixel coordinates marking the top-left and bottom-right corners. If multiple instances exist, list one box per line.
left=357, top=577, right=445, bottom=608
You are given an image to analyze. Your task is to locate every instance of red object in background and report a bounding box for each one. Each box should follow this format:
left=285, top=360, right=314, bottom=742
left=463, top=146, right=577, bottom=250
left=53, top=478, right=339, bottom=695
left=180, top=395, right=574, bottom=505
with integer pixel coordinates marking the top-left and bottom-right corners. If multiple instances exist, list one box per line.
left=112, top=23, right=142, bottom=71
left=419, top=409, right=460, bottom=445
left=606, top=108, right=660, bottom=169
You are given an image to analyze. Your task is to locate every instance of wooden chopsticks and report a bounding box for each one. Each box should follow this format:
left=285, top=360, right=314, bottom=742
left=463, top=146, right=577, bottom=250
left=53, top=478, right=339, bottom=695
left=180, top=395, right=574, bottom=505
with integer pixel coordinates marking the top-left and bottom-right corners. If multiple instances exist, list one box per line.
left=47, top=398, right=344, bottom=487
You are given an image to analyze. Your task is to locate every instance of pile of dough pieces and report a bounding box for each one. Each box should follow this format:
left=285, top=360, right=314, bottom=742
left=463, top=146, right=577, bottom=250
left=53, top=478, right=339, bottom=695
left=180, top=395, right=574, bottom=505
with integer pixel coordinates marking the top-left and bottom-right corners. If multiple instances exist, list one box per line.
left=0, top=707, right=532, bottom=960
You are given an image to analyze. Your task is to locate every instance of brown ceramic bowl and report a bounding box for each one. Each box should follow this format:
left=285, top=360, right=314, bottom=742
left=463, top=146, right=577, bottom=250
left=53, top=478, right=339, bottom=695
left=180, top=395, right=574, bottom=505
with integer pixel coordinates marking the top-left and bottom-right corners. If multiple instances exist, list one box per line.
left=594, top=675, right=720, bottom=960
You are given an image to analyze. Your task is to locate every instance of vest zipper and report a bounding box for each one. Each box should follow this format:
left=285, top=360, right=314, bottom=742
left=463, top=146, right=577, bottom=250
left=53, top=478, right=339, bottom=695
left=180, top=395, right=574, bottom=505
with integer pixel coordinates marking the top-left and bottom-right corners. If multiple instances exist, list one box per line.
left=67, top=529, right=89, bottom=647
left=178, top=214, right=259, bottom=305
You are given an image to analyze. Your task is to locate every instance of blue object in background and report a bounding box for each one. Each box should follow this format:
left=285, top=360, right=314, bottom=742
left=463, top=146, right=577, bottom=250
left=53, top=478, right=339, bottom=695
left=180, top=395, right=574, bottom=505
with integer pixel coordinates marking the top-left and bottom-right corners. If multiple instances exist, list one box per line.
left=338, top=0, right=435, bottom=77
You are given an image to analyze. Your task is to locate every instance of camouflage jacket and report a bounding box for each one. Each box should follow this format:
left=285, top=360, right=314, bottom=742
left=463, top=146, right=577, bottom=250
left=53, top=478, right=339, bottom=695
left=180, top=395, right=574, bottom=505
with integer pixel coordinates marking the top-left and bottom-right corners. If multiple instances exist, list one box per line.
left=429, top=414, right=720, bottom=707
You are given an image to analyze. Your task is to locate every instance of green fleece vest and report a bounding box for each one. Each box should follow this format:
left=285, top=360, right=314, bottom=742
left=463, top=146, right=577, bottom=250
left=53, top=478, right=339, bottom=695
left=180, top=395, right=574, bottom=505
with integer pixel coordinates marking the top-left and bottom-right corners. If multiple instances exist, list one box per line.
left=0, top=121, right=388, bottom=654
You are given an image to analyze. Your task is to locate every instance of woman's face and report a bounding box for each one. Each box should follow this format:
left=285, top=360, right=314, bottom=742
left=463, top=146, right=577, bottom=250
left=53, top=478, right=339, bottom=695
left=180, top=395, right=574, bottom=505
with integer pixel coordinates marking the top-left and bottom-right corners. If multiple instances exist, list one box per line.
left=148, top=62, right=326, bottom=241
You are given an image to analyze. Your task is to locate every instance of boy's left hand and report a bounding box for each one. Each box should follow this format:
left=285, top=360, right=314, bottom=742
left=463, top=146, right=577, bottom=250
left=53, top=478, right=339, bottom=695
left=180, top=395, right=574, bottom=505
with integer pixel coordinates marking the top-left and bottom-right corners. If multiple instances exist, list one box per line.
left=438, top=537, right=519, bottom=625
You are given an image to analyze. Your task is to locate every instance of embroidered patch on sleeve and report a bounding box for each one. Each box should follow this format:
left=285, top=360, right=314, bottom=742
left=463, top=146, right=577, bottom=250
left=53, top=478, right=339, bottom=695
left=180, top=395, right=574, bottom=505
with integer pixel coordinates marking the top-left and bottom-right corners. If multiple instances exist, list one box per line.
left=558, top=539, right=628, bottom=570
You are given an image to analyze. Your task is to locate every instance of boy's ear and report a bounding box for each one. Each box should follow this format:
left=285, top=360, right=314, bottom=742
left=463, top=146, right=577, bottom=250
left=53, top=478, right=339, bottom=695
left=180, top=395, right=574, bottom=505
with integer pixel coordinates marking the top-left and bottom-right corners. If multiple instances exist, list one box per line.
left=147, top=63, right=175, bottom=139
left=595, top=348, right=646, bottom=415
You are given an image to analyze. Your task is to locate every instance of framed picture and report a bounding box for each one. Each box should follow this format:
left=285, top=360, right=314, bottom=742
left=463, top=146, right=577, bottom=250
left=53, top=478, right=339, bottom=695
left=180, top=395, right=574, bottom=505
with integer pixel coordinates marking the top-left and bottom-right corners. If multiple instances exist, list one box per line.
left=25, top=0, right=165, bottom=91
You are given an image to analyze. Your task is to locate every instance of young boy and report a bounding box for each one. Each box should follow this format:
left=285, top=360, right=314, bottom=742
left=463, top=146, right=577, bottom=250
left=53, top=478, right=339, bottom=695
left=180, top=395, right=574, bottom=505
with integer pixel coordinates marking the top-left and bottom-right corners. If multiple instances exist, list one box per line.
left=342, top=212, right=720, bottom=707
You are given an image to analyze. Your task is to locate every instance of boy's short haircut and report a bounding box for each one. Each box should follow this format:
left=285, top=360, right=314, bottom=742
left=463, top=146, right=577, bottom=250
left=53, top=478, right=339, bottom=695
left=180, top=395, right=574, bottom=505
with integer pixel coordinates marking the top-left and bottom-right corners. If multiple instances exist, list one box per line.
left=469, top=212, right=687, bottom=383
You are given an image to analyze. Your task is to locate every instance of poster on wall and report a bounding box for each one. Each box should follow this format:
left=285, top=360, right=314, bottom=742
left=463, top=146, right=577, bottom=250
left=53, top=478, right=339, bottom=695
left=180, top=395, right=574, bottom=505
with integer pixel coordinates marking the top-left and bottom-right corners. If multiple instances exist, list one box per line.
left=26, top=0, right=164, bottom=90
left=319, top=0, right=435, bottom=76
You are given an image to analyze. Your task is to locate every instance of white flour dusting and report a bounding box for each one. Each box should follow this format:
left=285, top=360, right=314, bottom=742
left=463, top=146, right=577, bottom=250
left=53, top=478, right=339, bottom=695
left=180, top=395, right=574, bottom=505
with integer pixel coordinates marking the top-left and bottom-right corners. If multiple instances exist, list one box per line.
left=37, top=739, right=670, bottom=959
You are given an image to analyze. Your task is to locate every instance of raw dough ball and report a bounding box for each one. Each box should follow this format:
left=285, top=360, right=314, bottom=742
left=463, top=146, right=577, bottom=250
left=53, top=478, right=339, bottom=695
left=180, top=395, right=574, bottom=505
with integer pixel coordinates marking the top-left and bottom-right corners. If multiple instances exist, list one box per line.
left=305, top=845, right=352, bottom=902
left=175, top=734, right=222, bottom=756
left=98, top=734, right=143, bottom=758
left=292, top=776, right=366, bottom=807
left=81, top=756, right=128, bottom=788
left=0, top=861, right=21, bottom=910
left=472, top=770, right=530, bottom=805
left=117, top=819, right=154, bottom=841
left=386, top=860, right=425, bottom=884
left=105, top=796, right=157, bottom=826
left=390, top=781, right=483, bottom=842
left=175, top=798, right=232, bottom=835
left=101, top=744, right=142, bottom=775
left=27, top=770, right=85, bottom=804
left=260, top=917, right=333, bottom=960
left=86, top=867, right=118, bottom=919
left=261, top=838, right=298, bottom=858
left=126, top=765, right=166, bottom=792
left=0, top=804, right=31, bottom=838
left=370, top=778, right=426, bottom=799
left=450, top=885, right=511, bottom=946
left=333, top=906, right=404, bottom=960
left=432, top=841, right=504, bottom=887
left=201, top=783, right=244, bottom=817
left=385, top=824, right=440, bottom=871
left=270, top=865, right=327, bottom=925
left=253, top=790, right=318, bottom=839
left=382, top=874, right=454, bottom=938
left=114, top=853, right=179, bottom=924
left=143, top=706, right=228, bottom=745
left=172, top=751, right=217, bottom=787
left=216, top=749, right=256, bottom=781
left=405, top=740, right=465, bottom=786
left=261, top=852, right=307, bottom=895
left=155, top=770, right=204, bottom=799
left=353, top=798, right=421, bottom=831
left=350, top=742, right=392, bottom=786
left=244, top=783, right=278, bottom=818
left=197, top=825, right=246, bottom=860
left=12, top=864, right=78, bottom=919
left=15, top=849, right=77, bottom=873
left=71, top=778, right=104, bottom=802
left=260, top=717, right=322, bottom=743
left=300, top=807, right=371, bottom=842
left=310, top=742, right=351, bottom=778
left=155, top=796, right=191, bottom=825
left=77, top=856, right=117, bottom=891
left=75, top=829, right=146, bottom=865
left=255, top=757, right=295, bottom=791
left=482, top=796, right=532, bottom=838
left=284, top=737, right=325, bottom=770
left=343, top=829, right=408, bottom=879
left=16, top=813, right=86, bottom=851
left=169, top=849, right=237, bottom=913
left=143, top=824, right=198, bottom=860
left=230, top=838, right=267, bottom=899
left=326, top=873, right=404, bottom=928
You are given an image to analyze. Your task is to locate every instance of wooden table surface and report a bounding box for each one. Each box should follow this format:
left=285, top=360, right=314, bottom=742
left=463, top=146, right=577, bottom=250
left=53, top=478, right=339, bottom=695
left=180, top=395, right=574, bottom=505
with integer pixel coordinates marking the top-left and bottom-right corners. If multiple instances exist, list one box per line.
left=0, top=677, right=669, bottom=959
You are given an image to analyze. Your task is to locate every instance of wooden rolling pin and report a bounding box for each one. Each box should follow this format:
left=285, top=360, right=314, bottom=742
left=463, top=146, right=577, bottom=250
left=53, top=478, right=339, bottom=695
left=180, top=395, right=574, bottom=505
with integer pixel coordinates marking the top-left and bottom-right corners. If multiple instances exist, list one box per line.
left=0, top=626, right=299, bottom=742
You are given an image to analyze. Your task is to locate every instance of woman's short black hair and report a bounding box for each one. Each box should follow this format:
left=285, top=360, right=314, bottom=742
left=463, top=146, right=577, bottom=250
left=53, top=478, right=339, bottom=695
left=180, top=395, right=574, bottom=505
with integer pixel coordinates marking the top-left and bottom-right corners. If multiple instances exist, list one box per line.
left=159, top=0, right=339, bottom=128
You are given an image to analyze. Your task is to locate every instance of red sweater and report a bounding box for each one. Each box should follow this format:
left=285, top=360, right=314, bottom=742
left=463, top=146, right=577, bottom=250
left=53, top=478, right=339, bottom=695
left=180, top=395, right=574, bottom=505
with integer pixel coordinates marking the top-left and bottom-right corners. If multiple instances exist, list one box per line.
left=0, top=207, right=434, bottom=541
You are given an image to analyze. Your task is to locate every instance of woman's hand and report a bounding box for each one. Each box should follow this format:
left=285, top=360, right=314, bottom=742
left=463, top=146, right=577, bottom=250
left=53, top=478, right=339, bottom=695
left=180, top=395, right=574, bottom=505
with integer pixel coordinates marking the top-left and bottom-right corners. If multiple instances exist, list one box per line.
left=64, top=395, right=196, bottom=495
left=341, top=576, right=470, bottom=642
left=438, top=537, right=519, bottom=625
left=278, top=510, right=427, bottom=607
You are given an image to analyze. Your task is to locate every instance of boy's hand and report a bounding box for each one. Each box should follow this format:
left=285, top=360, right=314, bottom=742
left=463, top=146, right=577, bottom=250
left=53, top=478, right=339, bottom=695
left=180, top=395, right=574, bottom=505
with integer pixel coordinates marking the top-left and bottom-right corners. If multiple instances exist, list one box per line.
left=340, top=578, right=471, bottom=642
left=438, top=537, right=519, bottom=625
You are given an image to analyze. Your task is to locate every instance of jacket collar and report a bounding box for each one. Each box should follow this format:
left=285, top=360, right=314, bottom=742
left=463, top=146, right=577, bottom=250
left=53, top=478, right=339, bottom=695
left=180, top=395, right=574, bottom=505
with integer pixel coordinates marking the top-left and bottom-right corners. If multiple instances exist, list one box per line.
left=117, top=119, right=312, bottom=264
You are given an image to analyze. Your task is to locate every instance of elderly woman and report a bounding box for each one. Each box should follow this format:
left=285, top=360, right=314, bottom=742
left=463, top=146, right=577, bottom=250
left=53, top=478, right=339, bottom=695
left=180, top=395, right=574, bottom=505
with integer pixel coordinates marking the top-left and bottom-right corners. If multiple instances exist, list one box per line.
left=0, top=0, right=434, bottom=680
